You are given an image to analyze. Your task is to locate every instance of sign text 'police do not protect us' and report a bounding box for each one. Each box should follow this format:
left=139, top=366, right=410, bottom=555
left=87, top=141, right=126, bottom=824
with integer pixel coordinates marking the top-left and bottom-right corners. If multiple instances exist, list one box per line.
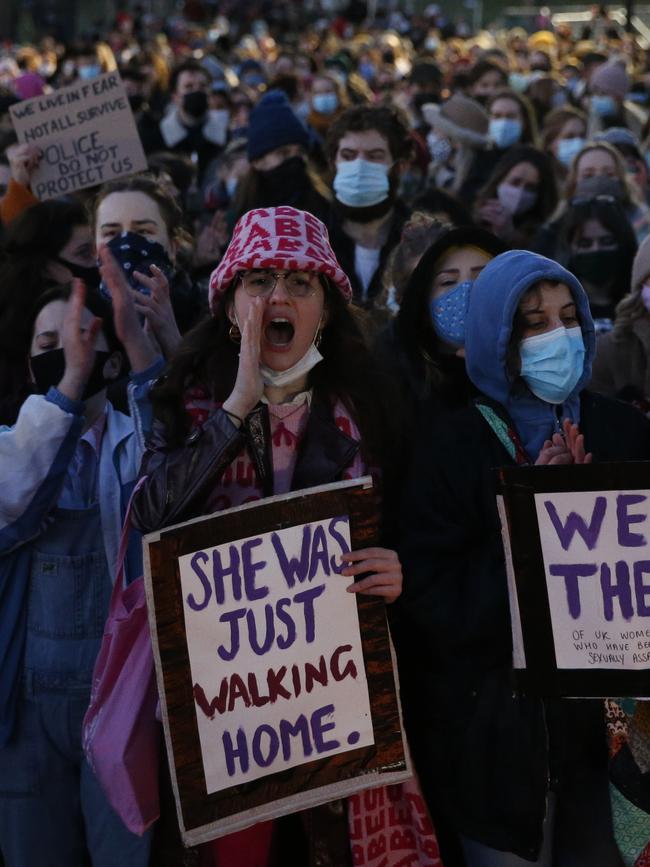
left=10, top=72, right=147, bottom=200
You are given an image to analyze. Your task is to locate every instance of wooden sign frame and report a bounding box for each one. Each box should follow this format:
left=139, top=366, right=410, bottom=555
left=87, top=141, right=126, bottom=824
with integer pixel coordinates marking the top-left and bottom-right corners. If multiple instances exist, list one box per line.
left=498, top=462, right=650, bottom=698
left=143, top=477, right=409, bottom=845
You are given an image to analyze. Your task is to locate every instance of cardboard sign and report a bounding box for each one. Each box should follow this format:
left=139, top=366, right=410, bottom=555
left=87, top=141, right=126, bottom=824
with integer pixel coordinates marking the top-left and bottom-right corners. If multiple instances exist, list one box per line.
left=499, top=463, right=650, bottom=697
left=144, top=478, right=409, bottom=845
left=10, top=72, right=147, bottom=200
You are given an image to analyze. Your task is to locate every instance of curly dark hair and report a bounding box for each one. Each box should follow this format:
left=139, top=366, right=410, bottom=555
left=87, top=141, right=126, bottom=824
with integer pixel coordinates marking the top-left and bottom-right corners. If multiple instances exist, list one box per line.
left=325, top=104, right=413, bottom=164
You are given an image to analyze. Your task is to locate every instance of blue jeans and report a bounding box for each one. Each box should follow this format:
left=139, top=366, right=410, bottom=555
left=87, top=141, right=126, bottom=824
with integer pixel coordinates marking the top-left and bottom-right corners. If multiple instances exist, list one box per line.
left=0, top=689, right=150, bottom=867
left=0, top=504, right=150, bottom=866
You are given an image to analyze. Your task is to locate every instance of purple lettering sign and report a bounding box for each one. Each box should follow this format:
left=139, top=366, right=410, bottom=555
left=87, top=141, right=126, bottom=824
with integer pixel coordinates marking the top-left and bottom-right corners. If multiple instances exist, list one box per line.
left=177, top=517, right=374, bottom=792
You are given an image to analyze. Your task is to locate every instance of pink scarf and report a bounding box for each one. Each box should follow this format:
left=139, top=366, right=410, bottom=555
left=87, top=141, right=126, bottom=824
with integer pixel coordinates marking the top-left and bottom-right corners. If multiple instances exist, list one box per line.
left=183, top=387, right=367, bottom=511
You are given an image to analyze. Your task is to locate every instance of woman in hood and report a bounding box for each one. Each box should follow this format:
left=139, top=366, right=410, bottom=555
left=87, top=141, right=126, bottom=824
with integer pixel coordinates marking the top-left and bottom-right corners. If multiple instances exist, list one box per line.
left=397, top=249, right=650, bottom=865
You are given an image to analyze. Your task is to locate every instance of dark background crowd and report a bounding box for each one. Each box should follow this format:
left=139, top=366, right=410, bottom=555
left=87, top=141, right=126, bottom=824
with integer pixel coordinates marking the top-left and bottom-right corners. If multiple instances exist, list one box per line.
left=3, top=1, right=650, bottom=866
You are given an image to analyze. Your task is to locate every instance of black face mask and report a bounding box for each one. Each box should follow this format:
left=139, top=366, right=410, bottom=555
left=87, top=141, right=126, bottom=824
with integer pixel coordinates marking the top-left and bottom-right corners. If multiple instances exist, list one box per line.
left=413, top=91, right=439, bottom=113
left=182, top=90, right=208, bottom=119
left=258, top=156, right=310, bottom=205
left=569, top=249, right=620, bottom=288
left=56, top=257, right=100, bottom=288
left=128, top=94, right=145, bottom=113
left=31, top=348, right=113, bottom=400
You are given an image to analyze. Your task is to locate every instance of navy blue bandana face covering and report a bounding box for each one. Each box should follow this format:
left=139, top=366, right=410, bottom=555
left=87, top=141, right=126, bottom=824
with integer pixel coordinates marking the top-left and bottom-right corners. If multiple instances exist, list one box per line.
left=99, top=231, right=174, bottom=302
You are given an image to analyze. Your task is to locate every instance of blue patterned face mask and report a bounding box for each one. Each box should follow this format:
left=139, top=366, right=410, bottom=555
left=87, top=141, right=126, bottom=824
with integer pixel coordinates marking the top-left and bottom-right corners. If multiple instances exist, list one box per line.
left=430, top=280, right=472, bottom=347
left=99, top=231, right=174, bottom=303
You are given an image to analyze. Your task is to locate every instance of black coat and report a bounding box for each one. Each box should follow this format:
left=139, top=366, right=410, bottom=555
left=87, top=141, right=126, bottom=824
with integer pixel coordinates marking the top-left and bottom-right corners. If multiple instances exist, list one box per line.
left=395, top=390, right=650, bottom=857
left=327, top=201, right=411, bottom=310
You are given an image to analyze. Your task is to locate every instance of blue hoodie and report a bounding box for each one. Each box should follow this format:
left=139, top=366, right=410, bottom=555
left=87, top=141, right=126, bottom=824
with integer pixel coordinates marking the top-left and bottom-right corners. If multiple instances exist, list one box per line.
left=465, top=250, right=597, bottom=461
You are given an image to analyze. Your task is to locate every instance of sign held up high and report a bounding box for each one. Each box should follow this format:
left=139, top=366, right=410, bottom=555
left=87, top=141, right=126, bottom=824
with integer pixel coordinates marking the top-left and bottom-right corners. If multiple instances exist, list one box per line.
left=10, top=72, right=147, bottom=200
left=143, top=477, right=409, bottom=846
left=498, top=463, right=650, bottom=698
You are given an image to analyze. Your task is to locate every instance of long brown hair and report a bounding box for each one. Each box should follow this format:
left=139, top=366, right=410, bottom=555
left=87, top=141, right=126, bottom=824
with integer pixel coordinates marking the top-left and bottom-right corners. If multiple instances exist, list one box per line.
left=152, top=278, right=401, bottom=475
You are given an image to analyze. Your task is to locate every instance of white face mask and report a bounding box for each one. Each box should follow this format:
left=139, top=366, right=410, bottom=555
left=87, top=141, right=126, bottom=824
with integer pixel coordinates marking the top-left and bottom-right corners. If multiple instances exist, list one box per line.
left=260, top=342, right=324, bottom=387
left=233, top=309, right=325, bottom=388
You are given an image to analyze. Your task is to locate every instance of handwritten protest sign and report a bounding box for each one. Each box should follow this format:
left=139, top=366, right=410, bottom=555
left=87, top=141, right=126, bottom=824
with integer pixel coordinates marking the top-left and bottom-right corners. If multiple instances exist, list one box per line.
left=144, top=478, right=409, bottom=845
left=10, top=72, right=147, bottom=200
left=498, top=463, right=650, bottom=697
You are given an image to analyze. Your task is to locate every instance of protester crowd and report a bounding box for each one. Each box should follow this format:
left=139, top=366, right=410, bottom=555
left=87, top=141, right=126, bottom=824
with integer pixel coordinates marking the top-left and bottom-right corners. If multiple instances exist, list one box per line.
left=3, top=2, right=650, bottom=865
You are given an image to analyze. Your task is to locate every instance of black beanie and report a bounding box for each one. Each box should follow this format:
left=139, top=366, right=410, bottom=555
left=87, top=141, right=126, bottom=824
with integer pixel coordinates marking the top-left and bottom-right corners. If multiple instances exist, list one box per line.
left=246, top=90, right=311, bottom=162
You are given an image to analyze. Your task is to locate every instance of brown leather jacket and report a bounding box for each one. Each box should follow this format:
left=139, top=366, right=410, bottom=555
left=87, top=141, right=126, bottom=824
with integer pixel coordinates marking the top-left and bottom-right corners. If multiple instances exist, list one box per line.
left=132, top=396, right=360, bottom=534
left=133, top=395, right=360, bottom=867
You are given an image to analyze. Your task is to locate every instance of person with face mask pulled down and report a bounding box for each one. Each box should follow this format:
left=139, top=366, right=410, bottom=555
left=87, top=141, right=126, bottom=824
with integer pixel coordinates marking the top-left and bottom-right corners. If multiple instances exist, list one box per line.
left=0, top=250, right=176, bottom=867
left=325, top=105, right=413, bottom=325
left=398, top=249, right=650, bottom=867
left=138, top=60, right=229, bottom=184
left=232, top=90, right=331, bottom=225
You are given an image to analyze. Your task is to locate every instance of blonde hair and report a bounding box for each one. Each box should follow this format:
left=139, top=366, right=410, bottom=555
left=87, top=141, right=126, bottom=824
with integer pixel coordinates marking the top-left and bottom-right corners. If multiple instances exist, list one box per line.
left=549, top=140, right=638, bottom=223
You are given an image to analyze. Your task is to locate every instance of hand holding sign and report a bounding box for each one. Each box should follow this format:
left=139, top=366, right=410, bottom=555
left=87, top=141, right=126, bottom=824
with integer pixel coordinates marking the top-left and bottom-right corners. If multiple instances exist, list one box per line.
left=6, top=142, right=42, bottom=189
left=342, top=547, right=403, bottom=603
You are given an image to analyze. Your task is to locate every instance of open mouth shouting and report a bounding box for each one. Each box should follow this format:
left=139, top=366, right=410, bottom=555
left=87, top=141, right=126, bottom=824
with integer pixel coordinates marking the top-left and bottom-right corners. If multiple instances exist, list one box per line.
left=264, top=317, right=296, bottom=350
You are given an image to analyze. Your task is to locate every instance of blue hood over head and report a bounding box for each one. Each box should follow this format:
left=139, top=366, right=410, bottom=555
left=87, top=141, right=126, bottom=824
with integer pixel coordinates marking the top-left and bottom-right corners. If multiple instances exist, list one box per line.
left=465, top=250, right=596, bottom=460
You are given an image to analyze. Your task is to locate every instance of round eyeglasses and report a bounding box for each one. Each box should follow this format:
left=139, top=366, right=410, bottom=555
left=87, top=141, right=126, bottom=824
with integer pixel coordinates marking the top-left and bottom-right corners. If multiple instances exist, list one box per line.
left=238, top=270, right=318, bottom=298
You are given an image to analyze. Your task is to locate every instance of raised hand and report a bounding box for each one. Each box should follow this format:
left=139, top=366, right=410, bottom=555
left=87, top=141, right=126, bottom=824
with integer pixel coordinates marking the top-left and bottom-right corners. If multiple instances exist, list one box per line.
left=131, top=264, right=182, bottom=359
left=562, top=418, right=593, bottom=464
left=58, top=280, right=103, bottom=401
left=341, top=547, right=403, bottom=604
left=222, top=297, right=264, bottom=422
left=6, top=143, right=42, bottom=189
left=98, top=246, right=159, bottom=373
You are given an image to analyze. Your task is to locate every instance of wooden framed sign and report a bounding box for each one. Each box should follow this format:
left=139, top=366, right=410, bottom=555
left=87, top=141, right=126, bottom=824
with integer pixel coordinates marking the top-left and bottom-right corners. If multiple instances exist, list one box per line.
left=143, top=477, right=409, bottom=845
left=498, top=463, right=650, bottom=698
left=10, top=71, right=147, bottom=200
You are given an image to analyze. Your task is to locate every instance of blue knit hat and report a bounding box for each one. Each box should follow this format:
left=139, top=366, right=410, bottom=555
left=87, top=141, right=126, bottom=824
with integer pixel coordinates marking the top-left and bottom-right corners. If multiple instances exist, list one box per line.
left=247, top=90, right=311, bottom=162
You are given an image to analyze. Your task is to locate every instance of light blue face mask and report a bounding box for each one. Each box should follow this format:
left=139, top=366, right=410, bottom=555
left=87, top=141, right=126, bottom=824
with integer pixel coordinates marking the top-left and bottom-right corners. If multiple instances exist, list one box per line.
left=591, top=94, right=617, bottom=117
left=430, top=280, right=472, bottom=347
left=333, top=159, right=390, bottom=207
left=557, top=136, right=585, bottom=167
left=489, top=117, right=523, bottom=149
left=519, top=325, right=585, bottom=404
left=509, top=72, right=530, bottom=93
left=312, top=92, right=339, bottom=115
left=78, top=64, right=101, bottom=80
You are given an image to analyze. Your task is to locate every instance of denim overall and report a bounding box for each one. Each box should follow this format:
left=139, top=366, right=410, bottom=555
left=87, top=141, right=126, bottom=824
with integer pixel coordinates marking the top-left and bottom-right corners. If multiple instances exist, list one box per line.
left=0, top=501, right=151, bottom=866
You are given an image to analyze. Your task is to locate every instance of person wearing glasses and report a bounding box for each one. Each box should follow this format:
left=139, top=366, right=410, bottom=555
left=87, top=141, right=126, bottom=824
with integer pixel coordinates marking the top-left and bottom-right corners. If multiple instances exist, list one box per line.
left=130, top=206, right=404, bottom=867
